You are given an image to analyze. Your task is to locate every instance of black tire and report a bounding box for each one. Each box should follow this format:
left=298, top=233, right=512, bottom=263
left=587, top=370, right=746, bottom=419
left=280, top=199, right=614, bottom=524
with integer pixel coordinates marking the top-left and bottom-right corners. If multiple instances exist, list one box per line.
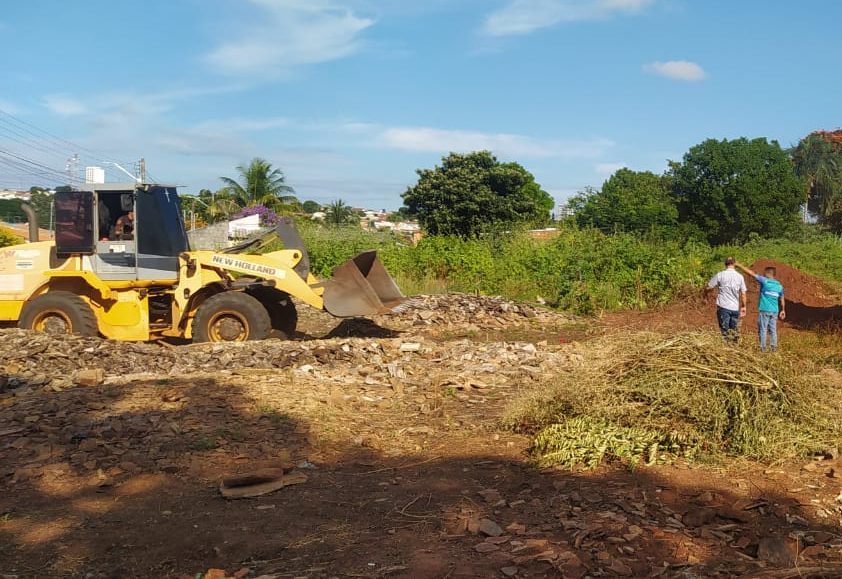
left=19, top=291, right=99, bottom=336
left=192, top=291, right=271, bottom=343
left=246, top=287, right=298, bottom=338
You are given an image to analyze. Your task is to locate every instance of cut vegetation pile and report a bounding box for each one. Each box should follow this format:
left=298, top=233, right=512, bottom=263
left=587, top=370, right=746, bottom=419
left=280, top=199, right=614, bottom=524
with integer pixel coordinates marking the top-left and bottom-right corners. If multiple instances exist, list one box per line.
left=505, top=331, right=842, bottom=469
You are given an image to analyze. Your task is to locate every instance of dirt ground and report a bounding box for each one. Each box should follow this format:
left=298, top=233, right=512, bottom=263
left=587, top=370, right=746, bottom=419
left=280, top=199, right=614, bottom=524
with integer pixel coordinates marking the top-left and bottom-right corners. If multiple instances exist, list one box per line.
left=4, top=261, right=842, bottom=579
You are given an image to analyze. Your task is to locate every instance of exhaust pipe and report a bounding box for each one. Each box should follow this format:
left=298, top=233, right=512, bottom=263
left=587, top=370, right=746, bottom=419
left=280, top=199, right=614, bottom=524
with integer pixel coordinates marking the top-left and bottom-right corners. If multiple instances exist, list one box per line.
left=20, top=203, right=38, bottom=242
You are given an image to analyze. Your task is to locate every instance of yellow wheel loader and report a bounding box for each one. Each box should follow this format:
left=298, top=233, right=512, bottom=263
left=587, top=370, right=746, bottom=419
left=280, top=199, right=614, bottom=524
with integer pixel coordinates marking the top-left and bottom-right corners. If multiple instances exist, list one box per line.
left=0, top=183, right=404, bottom=343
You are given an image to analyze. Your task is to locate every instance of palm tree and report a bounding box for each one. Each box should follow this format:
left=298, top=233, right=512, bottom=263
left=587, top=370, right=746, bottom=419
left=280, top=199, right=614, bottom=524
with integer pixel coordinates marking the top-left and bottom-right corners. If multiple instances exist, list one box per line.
left=325, top=199, right=358, bottom=226
left=792, top=132, right=842, bottom=227
left=219, top=158, right=299, bottom=211
left=204, top=190, right=240, bottom=223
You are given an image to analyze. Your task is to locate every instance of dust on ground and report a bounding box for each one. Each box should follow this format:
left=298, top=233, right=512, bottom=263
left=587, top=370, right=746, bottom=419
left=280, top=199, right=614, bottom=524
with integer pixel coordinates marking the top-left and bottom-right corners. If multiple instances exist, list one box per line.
left=3, top=276, right=842, bottom=579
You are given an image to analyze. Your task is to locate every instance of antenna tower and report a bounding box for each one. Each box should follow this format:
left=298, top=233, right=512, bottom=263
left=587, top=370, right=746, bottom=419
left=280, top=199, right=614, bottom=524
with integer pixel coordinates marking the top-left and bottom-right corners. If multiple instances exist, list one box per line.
left=64, top=153, right=79, bottom=186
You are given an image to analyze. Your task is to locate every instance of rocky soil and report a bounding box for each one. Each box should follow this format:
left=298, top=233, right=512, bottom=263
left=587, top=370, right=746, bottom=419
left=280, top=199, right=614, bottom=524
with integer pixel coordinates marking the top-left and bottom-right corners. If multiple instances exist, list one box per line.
left=2, top=292, right=842, bottom=579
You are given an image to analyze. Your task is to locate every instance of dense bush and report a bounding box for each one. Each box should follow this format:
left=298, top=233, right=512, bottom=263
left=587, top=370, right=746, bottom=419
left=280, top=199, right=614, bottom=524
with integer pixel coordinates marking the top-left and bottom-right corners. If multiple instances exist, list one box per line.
left=295, top=221, right=402, bottom=278
left=720, top=227, right=842, bottom=292
left=289, top=219, right=842, bottom=315
left=293, top=221, right=710, bottom=314
left=0, top=226, right=23, bottom=248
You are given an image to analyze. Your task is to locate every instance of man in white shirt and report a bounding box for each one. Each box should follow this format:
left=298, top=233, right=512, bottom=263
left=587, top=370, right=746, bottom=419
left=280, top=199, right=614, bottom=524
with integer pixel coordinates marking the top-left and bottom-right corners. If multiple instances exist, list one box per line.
left=705, top=256, right=747, bottom=342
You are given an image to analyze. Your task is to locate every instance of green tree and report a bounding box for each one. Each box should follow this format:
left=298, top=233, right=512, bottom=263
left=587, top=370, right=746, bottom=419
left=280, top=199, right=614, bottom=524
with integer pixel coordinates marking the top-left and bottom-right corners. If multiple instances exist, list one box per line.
left=324, top=199, right=359, bottom=226
left=388, top=207, right=413, bottom=223
left=186, top=188, right=225, bottom=223
left=0, top=199, right=25, bottom=223
left=219, top=158, right=299, bottom=212
left=180, top=193, right=210, bottom=228
left=27, top=188, right=54, bottom=230
left=568, top=169, right=678, bottom=236
left=207, top=191, right=241, bottom=223
left=401, top=151, right=554, bottom=238
left=791, top=130, right=842, bottom=230
left=196, top=188, right=215, bottom=209
left=302, top=200, right=322, bottom=214
left=669, top=137, right=804, bottom=245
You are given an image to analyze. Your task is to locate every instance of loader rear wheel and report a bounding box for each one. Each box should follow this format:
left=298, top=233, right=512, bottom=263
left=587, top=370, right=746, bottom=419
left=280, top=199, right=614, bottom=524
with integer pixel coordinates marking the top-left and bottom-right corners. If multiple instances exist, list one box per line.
left=192, top=292, right=271, bottom=343
left=246, top=287, right=298, bottom=339
left=19, top=291, right=99, bottom=337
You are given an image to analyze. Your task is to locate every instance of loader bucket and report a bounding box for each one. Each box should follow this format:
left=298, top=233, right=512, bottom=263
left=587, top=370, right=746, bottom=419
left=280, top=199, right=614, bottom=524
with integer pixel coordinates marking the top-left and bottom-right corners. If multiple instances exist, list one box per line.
left=322, top=250, right=405, bottom=317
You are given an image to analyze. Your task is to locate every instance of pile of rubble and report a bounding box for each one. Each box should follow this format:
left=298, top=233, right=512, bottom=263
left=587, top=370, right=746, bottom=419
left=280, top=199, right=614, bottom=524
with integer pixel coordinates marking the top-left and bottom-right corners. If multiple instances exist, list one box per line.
left=0, top=331, right=579, bottom=392
left=4, top=292, right=842, bottom=579
left=0, top=292, right=585, bottom=487
left=0, top=292, right=575, bottom=390
left=373, top=292, right=572, bottom=331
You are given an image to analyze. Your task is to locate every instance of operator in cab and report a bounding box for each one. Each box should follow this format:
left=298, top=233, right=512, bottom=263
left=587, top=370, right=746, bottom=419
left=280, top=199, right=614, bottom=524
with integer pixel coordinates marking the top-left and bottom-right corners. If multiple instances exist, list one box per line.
left=114, top=210, right=134, bottom=240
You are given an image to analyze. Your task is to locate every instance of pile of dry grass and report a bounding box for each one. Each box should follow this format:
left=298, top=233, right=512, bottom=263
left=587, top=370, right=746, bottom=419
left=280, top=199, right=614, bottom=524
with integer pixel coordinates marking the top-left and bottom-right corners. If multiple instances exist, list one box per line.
left=505, top=331, right=842, bottom=469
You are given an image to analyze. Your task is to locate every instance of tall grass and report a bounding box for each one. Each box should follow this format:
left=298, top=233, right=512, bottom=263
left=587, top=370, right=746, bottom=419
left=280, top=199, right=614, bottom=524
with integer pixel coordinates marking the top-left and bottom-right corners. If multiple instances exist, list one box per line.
left=288, top=220, right=842, bottom=314
left=720, top=227, right=842, bottom=294
left=364, top=225, right=711, bottom=314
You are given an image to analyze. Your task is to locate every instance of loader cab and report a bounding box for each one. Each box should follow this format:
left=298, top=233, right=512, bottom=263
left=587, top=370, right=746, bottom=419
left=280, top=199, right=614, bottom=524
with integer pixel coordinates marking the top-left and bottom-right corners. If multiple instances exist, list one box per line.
left=55, top=184, right=189, bottom=282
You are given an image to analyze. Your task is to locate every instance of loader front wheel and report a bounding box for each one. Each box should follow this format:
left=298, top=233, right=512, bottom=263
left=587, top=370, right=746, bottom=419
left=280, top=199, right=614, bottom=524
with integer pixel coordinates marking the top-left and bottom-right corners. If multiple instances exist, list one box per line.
left=19, top=291, right=99, bottom=336
left=192, top=292, right=271, bottom=343
left=246, top=287, right=298, bottom=339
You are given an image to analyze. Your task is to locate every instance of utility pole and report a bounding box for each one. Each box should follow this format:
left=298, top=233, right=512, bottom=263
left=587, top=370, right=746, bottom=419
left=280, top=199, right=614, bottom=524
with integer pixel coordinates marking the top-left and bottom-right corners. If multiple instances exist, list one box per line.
left=65, top=153, right=79, bottom=186
left=139, top=158, right=146, bottom=182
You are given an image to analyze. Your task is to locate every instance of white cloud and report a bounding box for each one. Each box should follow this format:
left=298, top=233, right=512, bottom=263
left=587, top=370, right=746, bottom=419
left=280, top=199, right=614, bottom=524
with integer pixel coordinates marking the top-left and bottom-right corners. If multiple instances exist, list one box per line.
left=42, top=95, right=88, bottom=116
left=595, top=161, right=627, bottom=175
left=33, top=87, right=268, bottom=173
left=551, top=188, right=582, bottom=199
left=205, top=0, right=374, bottom=76
left=43, top=84, right=245, bottom=126
left=0, top=100, right=20, bottom=115
left=378, top=126, right=614, bottom=159
left=194, top=117, right=292, bottom=133
left=483, top=0, right=656, bottom=36
left=642, top=60, right=708, bottom=81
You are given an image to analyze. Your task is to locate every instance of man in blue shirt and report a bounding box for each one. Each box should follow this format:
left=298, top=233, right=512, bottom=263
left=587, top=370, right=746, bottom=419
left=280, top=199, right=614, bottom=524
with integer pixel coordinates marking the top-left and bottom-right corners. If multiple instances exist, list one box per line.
left=735, top=262, right=786, bottom=352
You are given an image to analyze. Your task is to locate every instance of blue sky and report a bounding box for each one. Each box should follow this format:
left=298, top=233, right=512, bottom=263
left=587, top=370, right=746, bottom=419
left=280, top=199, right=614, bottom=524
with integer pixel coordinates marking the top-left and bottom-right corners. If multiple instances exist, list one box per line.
left=1, top=0, right=840, bottom=211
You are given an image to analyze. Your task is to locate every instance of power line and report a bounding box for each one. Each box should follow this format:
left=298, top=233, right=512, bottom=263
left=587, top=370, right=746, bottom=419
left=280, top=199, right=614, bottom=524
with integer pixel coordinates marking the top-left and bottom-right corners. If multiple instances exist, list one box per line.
left=0, top=108, right=147, bottom=188
left=0, top=150, right=68, bottom=181
left=0, top=109, right=127, bottom=165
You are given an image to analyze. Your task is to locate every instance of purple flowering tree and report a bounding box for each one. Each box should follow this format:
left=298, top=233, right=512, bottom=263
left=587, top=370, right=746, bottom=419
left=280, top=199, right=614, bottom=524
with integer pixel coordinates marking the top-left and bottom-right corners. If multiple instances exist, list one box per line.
left=231, top=204, right=282, bottom=227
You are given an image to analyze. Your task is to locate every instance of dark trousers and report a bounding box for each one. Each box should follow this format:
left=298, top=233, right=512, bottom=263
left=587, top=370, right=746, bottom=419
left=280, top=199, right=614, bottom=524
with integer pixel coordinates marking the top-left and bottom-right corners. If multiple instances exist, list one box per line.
left=716, top=307, right=740, bottom=342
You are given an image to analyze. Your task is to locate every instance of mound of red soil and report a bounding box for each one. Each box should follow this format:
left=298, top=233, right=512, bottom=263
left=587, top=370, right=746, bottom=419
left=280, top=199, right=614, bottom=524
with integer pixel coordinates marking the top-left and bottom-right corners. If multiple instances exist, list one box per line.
left=745, top=259, right=842, bottom=329
left=748, top=259, right=836, bottom=307
left=601, top=259, right=842, bottom=333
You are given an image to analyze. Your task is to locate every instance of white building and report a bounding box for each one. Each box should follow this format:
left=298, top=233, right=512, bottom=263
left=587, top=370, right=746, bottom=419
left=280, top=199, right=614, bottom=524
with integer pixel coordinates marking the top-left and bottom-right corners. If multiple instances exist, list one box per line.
left=228, top=214, right=262, bottom=238
left=0, top=189, right=29, bottom=200
left=85, top=166, right=105, bottom=184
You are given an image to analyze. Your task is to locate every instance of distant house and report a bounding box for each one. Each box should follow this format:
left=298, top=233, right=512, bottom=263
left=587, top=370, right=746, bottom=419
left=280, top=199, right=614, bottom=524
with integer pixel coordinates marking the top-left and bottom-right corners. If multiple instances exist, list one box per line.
left=228, top=214, right=261, bottom=239
left=187, top=214, right=266, bottom=250
left=0, top=189, right=30, bottom=201
left=557, top=204, right=575, bottom=219
left=528, top=227, right=560, bottom=240
left=393, top=220, right=423, bottom=245
left=362, top=209, right=388, bottom=222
